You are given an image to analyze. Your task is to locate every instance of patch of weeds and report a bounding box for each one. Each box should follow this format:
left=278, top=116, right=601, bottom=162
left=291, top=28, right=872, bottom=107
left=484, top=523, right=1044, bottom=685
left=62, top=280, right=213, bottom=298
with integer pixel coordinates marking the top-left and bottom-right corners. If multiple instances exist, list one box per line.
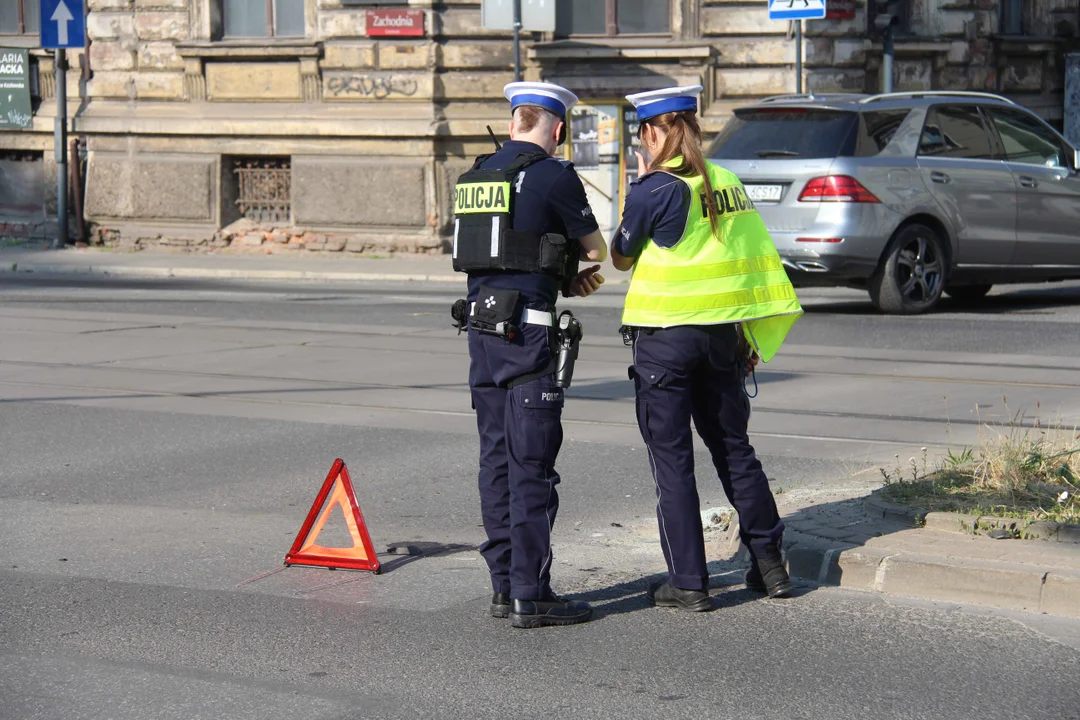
left=879, top=397, right=1079, bottom=525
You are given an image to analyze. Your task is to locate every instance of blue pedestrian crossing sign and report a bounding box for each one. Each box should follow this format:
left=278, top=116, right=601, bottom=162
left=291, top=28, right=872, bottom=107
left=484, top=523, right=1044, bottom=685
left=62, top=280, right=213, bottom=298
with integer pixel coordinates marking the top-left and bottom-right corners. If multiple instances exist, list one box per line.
left=40, top=0, right=86, bottom=49
left=768, top=0, right=827, bottom=20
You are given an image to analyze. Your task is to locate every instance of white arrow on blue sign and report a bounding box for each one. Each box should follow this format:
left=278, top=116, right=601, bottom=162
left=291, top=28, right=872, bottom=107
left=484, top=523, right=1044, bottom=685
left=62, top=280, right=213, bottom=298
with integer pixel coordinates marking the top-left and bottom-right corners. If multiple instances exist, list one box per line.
left=768, top=0, right=827, bottom=20
left=41, top=0, right=86, bottom=49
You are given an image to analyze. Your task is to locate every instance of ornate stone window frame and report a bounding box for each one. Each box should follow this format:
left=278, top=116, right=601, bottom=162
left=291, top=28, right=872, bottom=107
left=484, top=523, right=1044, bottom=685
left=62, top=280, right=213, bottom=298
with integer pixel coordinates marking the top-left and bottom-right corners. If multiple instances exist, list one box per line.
left=175, top=42, right=323, bottom=102
left=182, top=0, right=321, bottom=102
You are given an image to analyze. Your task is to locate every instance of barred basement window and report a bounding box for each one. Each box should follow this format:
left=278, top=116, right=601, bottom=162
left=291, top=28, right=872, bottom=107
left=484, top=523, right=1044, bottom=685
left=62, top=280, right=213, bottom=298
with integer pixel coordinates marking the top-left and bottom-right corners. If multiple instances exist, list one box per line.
left=0, top=149, right=42, bottom=162
left=232, top=157, right=291, bottom=225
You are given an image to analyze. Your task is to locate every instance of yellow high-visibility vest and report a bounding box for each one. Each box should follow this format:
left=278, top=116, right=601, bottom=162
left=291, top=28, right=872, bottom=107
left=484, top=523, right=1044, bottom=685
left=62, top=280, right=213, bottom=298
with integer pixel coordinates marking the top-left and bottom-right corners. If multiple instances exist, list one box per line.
left=621, top=159, right=802, bottom=362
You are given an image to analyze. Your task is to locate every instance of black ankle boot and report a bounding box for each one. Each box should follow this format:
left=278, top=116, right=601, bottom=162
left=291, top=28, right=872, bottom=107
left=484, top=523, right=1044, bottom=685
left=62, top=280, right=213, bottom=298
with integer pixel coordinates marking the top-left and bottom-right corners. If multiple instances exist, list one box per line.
left=647, top=581, right=712, bottom=612
left=509, top=594, right=592, bottom=628
left=746, top=556, right=792, bottom=598
left=491, top=592, right=511, bottom=618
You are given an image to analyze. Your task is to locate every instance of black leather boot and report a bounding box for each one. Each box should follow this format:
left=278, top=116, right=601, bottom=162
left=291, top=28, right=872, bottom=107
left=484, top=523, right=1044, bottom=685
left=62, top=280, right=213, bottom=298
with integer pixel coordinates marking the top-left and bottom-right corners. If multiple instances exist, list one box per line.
left=745, top=555, right=792, bottom=598
left=491, top=592, right=511, bottom=618
left=509, top=594, right=592, bottom=628
left=647, top=581, right=712, bottom=612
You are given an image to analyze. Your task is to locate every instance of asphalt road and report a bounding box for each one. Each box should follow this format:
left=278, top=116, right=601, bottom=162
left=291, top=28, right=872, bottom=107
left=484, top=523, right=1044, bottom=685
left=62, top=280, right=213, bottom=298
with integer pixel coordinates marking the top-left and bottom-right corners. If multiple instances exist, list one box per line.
left=2, top=274, right=1079, bottom=719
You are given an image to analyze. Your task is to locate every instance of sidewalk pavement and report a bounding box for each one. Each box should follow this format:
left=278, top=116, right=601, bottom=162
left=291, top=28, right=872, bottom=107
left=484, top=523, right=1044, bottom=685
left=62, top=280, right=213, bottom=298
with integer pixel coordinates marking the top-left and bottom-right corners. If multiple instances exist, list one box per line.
left=0, top=246, right=638, bottom=286
left=6, top=244, right=1078, bottom=618
left=714, top=497, right=1080, bottom=619
left=0, top=245, right=470, bottom=284
left=4, top=244, right=609, bottom=288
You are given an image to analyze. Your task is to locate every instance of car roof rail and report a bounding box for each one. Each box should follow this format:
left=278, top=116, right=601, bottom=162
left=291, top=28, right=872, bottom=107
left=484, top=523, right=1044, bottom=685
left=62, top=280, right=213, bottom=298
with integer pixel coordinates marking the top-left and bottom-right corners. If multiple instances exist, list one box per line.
left=759, top=93, right=818, bottom=103
left=859, top=91, right=1016, bottom=105
left=758, top=93, right=863, bottom=104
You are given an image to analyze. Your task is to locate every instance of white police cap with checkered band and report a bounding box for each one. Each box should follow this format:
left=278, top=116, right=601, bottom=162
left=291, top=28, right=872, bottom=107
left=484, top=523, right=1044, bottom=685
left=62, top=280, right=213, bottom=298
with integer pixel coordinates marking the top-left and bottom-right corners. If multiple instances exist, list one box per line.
left=504, top=81, right=579, bottom=119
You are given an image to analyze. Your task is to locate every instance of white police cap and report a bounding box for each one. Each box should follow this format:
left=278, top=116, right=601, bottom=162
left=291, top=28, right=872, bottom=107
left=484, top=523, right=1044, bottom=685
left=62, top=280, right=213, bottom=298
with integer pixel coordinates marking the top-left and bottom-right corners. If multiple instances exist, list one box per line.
left=626, top=85, right=704, bottom=123
left=504, top=81, right=579, bottom=119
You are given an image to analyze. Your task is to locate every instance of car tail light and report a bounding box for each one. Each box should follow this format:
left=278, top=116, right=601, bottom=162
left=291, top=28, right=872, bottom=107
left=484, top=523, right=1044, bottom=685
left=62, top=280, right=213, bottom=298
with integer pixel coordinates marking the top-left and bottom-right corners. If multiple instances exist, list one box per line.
left=798, top=175, right=881, bottom=203
left=795, top=237, right=844, bottom=243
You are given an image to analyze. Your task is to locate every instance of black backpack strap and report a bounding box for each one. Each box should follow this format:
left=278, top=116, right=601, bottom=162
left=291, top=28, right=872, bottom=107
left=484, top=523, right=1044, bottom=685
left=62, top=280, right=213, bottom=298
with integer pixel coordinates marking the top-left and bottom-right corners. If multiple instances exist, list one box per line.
left=500, top=151, right=551, bottom=176
left=469, top=153, right=494, bottom=171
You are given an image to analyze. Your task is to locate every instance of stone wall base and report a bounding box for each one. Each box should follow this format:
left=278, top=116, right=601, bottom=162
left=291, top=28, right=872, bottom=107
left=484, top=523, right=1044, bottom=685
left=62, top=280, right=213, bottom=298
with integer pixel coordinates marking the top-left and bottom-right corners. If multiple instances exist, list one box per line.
left=86, top=220, right=448, bottom=255
left=0, top=220, right=55, bottom=243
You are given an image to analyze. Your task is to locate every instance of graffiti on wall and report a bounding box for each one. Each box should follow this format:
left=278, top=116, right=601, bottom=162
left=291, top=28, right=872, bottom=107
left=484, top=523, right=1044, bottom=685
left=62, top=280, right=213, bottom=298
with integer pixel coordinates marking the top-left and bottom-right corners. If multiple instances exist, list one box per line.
left=325, top=73, right=419, bottom=99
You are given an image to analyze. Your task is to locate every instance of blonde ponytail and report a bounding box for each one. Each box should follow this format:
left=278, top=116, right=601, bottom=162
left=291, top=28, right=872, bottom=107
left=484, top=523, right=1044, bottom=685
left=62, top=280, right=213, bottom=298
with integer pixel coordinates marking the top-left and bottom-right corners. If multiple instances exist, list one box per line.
left=641, top=111, right=721, bottom=239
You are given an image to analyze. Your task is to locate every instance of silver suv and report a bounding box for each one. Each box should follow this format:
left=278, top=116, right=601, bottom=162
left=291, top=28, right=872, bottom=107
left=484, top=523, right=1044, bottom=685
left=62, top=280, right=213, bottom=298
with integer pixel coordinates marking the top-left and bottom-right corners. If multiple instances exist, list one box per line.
left=707, top=91, right=1080, bottom=314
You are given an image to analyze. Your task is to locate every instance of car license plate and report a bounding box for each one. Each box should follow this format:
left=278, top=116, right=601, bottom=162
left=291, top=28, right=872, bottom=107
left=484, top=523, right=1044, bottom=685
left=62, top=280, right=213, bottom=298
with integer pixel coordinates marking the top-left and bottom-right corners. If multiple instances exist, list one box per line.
left=744, top=184, right=783, bottom=203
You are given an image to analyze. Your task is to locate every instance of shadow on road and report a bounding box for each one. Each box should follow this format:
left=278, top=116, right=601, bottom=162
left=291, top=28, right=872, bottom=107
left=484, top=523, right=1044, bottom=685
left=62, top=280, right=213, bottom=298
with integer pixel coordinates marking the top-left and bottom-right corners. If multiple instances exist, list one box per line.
left=567, top=556, right=816, bottom=619
left=377, top=541, right=479, bottom=574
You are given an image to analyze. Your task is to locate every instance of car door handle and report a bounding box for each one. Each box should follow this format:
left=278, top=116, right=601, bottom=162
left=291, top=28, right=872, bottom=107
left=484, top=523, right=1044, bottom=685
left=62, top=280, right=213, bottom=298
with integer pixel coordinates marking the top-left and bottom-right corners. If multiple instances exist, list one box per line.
left=930, top=171, right=951, bottom=184
left=1019, top=176, right=1039, bottom=188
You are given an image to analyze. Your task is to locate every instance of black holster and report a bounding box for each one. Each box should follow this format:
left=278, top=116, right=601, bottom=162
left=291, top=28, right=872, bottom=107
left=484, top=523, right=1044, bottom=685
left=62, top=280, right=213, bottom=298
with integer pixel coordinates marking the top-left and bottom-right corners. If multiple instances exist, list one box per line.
left=554, top=311, right=583, bottom=389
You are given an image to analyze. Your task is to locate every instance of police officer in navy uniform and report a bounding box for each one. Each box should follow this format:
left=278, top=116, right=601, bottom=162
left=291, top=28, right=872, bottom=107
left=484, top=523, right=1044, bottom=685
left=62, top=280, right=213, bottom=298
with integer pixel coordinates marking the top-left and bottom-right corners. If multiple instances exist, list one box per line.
left=452, top=82, right=607, bottom=628
left=611, top=86, right=803, bottom=611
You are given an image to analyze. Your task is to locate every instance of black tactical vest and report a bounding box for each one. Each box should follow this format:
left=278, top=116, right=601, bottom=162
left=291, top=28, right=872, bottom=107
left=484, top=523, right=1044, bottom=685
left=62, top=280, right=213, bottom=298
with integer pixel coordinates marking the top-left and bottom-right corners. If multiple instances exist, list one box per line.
left=452, top=151, right=576, bottom=279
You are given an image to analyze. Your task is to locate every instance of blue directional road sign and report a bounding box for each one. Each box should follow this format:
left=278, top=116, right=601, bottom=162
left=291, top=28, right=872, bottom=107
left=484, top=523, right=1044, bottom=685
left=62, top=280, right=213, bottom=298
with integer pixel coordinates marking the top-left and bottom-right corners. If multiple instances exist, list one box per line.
left=768, top=0, right=827, bottom=20
left=41, top=0, right=86, bottom=50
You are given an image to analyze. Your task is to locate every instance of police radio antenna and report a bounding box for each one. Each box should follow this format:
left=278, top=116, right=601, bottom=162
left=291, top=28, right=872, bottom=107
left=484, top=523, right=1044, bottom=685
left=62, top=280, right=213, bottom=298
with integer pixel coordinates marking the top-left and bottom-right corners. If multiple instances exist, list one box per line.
left=486, top=125, right=502, bottom=151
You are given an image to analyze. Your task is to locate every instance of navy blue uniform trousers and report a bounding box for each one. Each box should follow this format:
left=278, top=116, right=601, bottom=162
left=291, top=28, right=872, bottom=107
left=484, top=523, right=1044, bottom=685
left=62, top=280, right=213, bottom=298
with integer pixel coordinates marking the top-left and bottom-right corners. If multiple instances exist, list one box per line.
left=469, top=318, right=563, bottom=601
left=631, top=323, right=784, bottom=591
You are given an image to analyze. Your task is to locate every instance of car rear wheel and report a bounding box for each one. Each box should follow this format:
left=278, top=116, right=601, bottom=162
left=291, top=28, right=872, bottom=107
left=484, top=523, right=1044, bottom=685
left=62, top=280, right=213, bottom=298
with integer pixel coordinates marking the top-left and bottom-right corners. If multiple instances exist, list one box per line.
left=868, top=224, right=946, bottom=314
left=945, top=284, right=993, bottom=302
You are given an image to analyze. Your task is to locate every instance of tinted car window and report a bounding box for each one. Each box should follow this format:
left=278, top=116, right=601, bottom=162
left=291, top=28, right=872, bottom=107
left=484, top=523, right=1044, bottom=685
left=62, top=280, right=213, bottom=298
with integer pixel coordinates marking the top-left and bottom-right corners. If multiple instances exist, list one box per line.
left=708, top=109, right=858, bottom=160
left=856, top=109, right=912, bottom=156
left=918, top=106, right=993, bottom=160
left=986, top=107, right=1067, bottom=168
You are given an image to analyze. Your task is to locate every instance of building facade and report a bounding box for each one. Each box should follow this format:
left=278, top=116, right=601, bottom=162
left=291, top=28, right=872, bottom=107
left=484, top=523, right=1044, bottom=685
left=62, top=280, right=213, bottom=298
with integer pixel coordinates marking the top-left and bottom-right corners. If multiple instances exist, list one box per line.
left=0, top=0, right=1077, bottom=251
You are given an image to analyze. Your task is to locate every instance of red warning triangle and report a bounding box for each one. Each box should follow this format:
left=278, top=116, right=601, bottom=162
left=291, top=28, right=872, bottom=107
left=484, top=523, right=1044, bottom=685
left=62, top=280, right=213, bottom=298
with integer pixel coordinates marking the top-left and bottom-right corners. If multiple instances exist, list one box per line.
left=285, top=459, right=381, bottom=573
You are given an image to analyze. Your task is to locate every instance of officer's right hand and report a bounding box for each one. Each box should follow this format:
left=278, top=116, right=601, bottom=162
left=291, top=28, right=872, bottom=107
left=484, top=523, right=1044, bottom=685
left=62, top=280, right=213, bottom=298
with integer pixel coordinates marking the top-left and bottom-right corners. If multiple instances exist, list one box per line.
left=569, top=265, right=605, bottom=297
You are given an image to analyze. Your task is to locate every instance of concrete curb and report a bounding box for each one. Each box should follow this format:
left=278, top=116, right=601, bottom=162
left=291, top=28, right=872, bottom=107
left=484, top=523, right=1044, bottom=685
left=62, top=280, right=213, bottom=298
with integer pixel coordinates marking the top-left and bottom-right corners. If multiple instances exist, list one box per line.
left=0, top=262, right=467, bottom=284
left=713, top=522, right=1080, bottom=618
left=784, top=529, right=1080, bottom=618
left=865, top=491, right=1080, bottom=544
left=862, top=492, right=926, bottom=527
left=923, top=512, right=1080, bottom=543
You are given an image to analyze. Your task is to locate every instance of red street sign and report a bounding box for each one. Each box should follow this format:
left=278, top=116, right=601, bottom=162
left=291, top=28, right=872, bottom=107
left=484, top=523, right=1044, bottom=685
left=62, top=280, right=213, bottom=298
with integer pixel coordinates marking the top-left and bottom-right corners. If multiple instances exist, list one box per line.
left=826, top=0, right=856, bottom=19
left=366, top=9, right=425, bottom=36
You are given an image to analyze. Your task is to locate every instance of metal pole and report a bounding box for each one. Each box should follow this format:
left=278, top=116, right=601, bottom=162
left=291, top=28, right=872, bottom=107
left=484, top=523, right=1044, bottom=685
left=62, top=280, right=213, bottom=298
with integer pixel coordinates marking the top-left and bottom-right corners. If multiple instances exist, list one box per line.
left=71, top=137, right=86, bottom=245
left=54, top=49, right=69, bottom=248
left=882, top=25, right=894, bottom=93
left=512, top=0, right=522, bottom=82
left=795, top=21, right=803, bottom=95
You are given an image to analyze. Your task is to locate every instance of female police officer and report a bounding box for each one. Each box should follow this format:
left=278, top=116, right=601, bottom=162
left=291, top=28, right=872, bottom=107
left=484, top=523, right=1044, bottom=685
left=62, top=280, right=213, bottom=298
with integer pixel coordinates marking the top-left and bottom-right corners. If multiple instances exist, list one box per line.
left=610, top=86, right=803, bottom=611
